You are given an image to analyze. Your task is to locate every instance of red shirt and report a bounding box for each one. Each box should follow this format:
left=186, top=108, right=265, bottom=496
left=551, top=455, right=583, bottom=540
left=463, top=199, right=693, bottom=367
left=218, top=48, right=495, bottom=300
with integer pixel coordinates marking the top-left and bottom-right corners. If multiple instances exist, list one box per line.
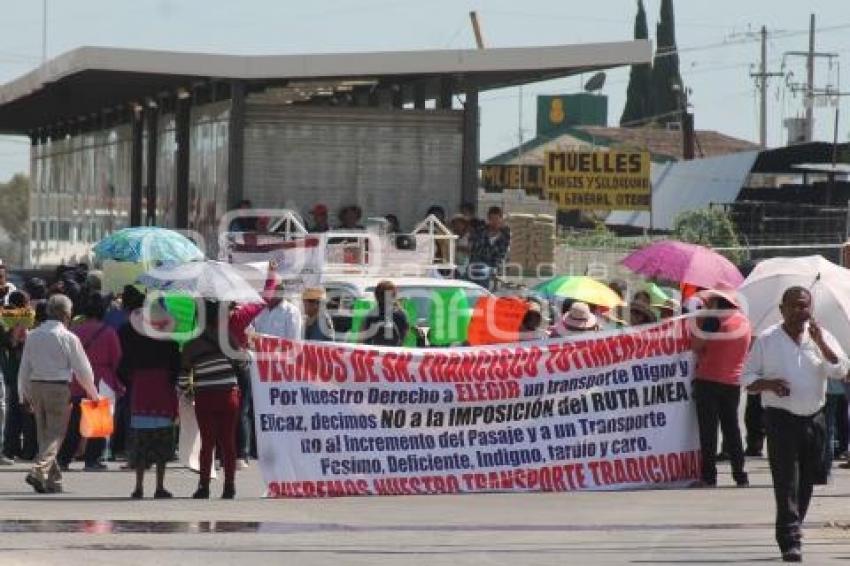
left=693, top=310, right=752, bottom=385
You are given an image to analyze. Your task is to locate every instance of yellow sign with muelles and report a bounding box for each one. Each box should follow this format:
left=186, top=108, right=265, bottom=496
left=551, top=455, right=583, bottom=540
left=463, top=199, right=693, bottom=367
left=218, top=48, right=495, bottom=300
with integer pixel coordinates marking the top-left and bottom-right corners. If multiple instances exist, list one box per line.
left=544, top=150, right=651, bottom=211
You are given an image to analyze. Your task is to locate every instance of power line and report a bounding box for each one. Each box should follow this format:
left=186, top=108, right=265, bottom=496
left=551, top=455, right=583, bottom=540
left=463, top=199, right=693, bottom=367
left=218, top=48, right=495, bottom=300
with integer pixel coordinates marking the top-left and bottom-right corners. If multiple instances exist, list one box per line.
left=653, top=22, right=850, bottom=60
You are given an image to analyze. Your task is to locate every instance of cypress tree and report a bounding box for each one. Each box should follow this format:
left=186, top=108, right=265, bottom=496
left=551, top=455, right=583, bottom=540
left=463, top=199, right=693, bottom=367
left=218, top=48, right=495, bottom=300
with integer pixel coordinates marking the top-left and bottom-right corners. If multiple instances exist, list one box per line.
left=619, top=0, right=653, bottom=127
left=651, top=0, right=684, bottom=126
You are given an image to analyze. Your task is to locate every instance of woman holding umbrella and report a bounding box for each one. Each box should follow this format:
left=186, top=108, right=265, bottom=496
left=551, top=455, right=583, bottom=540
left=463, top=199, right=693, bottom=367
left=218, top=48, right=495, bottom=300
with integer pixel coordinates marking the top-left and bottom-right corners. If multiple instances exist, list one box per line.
left=181, top=300, right=241, bottom=499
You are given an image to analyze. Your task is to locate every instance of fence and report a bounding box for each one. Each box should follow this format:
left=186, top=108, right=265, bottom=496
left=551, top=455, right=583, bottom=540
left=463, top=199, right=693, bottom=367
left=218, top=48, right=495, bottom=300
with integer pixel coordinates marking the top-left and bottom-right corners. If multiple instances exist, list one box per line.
left=502, top=239, right=850, bottom=292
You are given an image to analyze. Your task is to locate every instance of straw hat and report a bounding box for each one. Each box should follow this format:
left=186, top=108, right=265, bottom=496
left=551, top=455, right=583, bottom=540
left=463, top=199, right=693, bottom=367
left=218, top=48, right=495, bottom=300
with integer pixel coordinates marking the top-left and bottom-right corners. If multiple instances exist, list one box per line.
left=302, top=287, right=326, bottom=301
left=562, top=302, right=598, bottom=330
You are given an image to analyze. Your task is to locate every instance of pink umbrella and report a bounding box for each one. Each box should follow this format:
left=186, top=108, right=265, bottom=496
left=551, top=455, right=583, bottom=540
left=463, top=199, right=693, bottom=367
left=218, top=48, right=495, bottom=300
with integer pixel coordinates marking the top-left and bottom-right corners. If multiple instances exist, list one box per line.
left=622, top=240, right=743, bottom=288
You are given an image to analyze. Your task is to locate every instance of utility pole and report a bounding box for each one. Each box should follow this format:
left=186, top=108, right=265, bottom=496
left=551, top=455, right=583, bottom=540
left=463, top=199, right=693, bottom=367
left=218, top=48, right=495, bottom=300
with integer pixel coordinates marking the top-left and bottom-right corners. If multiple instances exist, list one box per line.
left=806, top=13, right=815, bottom=142
left=42, top=0, right=47, bottom=63
left=749, top=26, right=783, bottom=148
left=783, top=13, right=839, bottom=145
left=681, top=88, right=695, bottom=160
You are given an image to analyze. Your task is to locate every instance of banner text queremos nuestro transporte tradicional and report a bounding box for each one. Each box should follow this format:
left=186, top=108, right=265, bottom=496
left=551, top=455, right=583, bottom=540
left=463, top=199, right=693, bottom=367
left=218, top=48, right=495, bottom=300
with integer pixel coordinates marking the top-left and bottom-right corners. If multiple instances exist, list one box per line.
left=249, top=318, right=700, bottom=498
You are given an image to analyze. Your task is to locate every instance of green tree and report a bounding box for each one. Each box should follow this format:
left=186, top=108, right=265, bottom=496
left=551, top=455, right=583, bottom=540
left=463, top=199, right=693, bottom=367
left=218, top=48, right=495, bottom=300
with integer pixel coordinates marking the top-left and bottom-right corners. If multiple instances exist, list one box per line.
left=651, top=0, right=684, bottom=126
left=672, top=208, right=743, bottom=264
left=620, top=0, right=653, bottom=127
left=0, top=174, right=30, bottom=265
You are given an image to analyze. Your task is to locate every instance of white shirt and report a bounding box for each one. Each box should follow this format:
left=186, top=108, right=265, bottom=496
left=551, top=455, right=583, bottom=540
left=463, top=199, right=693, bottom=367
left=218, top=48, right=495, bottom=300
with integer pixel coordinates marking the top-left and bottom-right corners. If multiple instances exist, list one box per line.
left=0, top=282, right=16, bottom=306
left=18, top=320, right=98, bottom=402
left=743, top=322, right=850, bottom=416
left=252, top=300, right=303, bottom=340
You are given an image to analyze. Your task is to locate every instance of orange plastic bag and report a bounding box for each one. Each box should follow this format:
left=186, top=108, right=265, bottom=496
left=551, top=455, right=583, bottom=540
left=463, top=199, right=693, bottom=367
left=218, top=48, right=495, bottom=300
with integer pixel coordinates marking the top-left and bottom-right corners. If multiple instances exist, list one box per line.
left=79, top=398, right=114, bottom=438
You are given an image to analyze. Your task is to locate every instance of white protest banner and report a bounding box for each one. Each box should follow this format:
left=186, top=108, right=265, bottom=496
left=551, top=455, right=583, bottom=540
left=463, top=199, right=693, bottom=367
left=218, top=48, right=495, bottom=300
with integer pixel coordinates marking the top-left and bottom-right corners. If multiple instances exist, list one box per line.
left=249, top=319, right=700, bottom=498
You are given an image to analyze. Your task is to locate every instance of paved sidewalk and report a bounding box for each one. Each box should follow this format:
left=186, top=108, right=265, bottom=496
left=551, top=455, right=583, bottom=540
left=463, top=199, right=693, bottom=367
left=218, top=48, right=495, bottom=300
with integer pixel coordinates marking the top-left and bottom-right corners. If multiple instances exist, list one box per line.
left=0, top=457, right=850, bottom=564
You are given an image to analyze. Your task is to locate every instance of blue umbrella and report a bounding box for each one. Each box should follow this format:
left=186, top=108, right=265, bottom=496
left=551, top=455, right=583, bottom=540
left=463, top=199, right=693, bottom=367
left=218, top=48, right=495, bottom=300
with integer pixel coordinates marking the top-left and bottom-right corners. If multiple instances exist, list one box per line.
left=93, top=227, right=204, bottom=263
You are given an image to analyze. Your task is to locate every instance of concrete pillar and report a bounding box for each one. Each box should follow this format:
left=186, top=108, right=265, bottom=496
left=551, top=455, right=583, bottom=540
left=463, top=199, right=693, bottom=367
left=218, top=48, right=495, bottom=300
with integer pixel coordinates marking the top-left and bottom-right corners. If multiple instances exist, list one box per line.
left=130, top=109, right=144, bottom=226
left=174, top=96, right=191, bottom=229
left=438, top=78, right=454, bottom=109
left=414, top=81, right=427, bottom=109
left=145, top=106, right=159, bottom=225
left=461, top=87, right=480, bottom=210
left=227, top=80, right=246, bottom=209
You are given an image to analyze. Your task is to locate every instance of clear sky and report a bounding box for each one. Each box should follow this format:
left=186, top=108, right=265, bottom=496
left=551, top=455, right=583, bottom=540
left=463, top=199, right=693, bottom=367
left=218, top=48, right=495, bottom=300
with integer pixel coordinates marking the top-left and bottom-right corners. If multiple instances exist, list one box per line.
left=0, top=0, right=848, bottom=180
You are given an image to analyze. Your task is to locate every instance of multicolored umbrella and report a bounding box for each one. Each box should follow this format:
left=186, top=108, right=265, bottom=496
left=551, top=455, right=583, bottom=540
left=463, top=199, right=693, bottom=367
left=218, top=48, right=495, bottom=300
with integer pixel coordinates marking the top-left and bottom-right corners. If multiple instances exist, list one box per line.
left=534, top=275, right=624, bottom=308
left=94, top=227, right=204, bottom=264
left=622, top=240, right=743, bottom=289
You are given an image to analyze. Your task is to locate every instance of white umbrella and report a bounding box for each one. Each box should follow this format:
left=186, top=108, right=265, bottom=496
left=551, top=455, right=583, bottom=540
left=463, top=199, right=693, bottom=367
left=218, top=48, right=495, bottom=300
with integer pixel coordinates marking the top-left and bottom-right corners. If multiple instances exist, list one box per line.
left=738, top=255, right=850, bottom=346
left=138, top=260, right=263, bottom=303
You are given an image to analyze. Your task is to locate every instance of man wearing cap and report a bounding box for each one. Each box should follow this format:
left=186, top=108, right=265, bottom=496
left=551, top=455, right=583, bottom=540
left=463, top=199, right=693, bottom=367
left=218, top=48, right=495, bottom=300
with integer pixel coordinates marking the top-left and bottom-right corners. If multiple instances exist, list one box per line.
left=691, top=286, right=752, bottom=489
left=251, top=280, right=303, bottom=341
left=302, top=288, right=335, bottom=342
left=744, top=286, right=849, bottom=562
left=309, top=204, right=330, bottom=233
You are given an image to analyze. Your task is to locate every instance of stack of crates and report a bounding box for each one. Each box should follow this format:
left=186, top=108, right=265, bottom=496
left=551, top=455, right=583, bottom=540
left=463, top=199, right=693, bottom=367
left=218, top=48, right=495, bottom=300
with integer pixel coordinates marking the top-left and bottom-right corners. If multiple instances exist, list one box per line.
left=506, top=213, right=557, bottom=276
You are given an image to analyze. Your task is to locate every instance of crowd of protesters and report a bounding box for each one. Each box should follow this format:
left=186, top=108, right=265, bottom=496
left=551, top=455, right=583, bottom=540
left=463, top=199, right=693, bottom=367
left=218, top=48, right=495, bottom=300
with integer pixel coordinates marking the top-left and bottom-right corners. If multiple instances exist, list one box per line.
left=2, top=200, right=850, bottom=562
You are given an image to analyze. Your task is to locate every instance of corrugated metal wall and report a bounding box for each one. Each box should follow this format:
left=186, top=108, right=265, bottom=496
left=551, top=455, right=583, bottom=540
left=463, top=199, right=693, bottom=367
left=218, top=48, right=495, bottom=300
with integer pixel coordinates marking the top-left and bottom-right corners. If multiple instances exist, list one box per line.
left=28, top=126, right=132, bottom=267
left=242, top=105, right=463, bottom=232
left=189, top=101, right=230, bottom=256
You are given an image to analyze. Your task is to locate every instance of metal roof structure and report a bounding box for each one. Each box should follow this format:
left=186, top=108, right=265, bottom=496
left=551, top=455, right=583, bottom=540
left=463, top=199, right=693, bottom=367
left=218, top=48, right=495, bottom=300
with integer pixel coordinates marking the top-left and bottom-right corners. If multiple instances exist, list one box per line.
left=792, top=163, right=850, bottom=175
left=606, top=151, right=761, bottom=231
left=486, top=125, right=759, bottom=165
left=0, top=41, right=651, bottom=134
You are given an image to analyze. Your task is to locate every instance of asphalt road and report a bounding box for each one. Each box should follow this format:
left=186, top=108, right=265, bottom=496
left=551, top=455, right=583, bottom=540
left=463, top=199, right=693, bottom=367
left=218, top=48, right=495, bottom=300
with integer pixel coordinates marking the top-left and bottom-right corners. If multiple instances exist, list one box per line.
left=0, top=457, right=850, bottom=565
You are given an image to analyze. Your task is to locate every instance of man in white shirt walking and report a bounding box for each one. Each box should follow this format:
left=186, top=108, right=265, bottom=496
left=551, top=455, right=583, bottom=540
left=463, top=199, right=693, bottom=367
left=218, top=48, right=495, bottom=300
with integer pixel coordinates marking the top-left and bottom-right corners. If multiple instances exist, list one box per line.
left=744, top=286, right=849, bottom=563
left=18, top=294, right=99, bottom=494
left=251, top=280, right=303, bottom=340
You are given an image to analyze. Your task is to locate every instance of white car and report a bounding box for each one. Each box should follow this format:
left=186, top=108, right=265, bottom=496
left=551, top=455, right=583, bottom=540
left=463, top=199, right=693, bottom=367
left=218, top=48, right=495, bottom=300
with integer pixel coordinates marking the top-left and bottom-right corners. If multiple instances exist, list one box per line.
left=322, top=276, right=491, bottom=338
